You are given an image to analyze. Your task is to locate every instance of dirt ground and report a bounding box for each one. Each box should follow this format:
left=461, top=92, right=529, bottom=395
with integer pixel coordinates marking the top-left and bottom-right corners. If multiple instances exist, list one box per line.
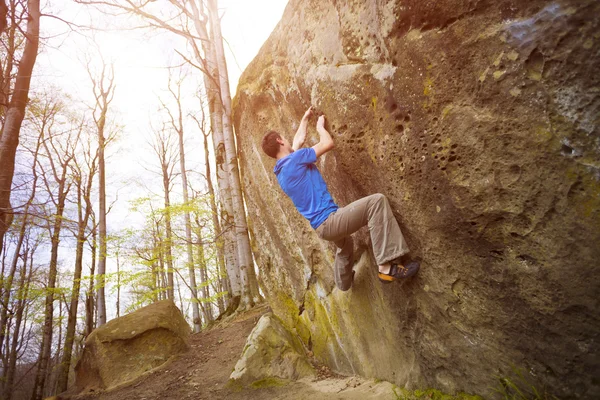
left=66, top=304, right=399, bottom=400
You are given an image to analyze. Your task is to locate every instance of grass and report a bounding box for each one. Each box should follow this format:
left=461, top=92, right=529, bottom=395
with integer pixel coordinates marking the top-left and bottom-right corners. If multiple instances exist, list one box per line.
left=390, top=366, right=558, bottom=400
left=493, top=367, right=558, bottom=400
left=392, top=386, right=483, bottom=400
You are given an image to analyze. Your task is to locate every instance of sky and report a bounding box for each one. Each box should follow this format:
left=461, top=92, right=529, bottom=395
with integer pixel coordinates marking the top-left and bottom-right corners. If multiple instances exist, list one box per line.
left=26, top=0, right=289, bottom=318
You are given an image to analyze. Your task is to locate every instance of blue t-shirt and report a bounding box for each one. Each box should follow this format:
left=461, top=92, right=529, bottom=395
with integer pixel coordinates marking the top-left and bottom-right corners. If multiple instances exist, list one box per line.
left=274, top=148, right=338, bottom=229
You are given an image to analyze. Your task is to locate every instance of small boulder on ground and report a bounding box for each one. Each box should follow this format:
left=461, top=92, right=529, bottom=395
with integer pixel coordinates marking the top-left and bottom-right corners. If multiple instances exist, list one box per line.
left=230, top=312, right=315, bottom=386
left=73, top=300, right=191, bottom=393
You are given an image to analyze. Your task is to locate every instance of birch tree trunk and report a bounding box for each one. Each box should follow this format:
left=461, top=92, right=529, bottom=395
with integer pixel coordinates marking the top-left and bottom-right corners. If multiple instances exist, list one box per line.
left=202, top=129, right=228, bottom=312
left=186, top=2, right=241, bottom=298
left=0, top=0, right=40, bottom=256
left=207, top=0, right=261, bottom=308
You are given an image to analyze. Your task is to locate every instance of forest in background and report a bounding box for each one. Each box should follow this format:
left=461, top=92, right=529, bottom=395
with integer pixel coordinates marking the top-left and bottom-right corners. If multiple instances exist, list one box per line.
left=0, top=1, right=271, bottom=398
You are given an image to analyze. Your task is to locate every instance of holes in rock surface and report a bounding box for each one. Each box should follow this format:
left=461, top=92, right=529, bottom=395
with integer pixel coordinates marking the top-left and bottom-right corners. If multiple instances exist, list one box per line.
left=526, top=48, right=545, bottom=81
left=490, top=250, right=503, bottom=258
left=379, top=117, right=384, bottom=122
left=390, top=103, right=398, bottom=113
left=404, top=115, right=411, bottom=122
left=396, top=124, right=405, bottom=133
left=448, top=155, right=457, bottom=162
left=561, top=144, right=574, bottom=156
left=451, top=144, right=458, bottom=149
left=470, top=221, right=477, bottom=226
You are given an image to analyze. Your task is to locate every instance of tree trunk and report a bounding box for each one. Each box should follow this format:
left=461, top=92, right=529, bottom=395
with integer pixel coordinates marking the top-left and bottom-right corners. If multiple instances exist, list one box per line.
left=85, top=220, right=97, bottom=338
left=3, top=244, right=33, bottom=400
left=91, top=62, right=115, bottom=327
left=203, top=130, right=228, bottom=313
left=116, top=249, right=120, bottom=318
left=168, top=79, right=201, bottom=332
left=162, top=177, right=175, bottom=300
left=0, top=0, right=40, bottom=256
left=194, top=224, right=213, bottom=324
left=0, top=128, right=41, bottom=359
left=0, top=0, right=7, bottom=34
left=207, top=0, right=261, bottom=308
left=56, top=151, right=96, bottom=393
left=186, top=1, right=241, bottom=298
left=30, top=176, right=70, bottom=400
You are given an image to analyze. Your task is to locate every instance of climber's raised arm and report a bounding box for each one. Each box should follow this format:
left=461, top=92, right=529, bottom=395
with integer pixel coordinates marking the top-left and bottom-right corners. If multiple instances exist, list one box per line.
left=312, top=115, right=335, bottom=158
left=292, top=106, right=314, bottom=150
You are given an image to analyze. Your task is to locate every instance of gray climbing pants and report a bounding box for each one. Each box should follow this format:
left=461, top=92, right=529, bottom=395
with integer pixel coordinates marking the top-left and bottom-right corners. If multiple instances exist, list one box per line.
left=315, top=193, right=409, bottom=291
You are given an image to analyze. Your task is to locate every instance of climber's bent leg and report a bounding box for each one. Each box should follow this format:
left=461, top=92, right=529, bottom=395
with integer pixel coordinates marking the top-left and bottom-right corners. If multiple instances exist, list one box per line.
left=365, top=193, right=409, bottom=266
left=332, top=235, right=354, bottom=291
left=316, top=193, right=409, bottom=288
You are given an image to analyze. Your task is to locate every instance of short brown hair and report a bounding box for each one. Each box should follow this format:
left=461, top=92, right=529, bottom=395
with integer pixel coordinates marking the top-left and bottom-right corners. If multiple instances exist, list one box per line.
left=261, top=130, right=281, bottom=158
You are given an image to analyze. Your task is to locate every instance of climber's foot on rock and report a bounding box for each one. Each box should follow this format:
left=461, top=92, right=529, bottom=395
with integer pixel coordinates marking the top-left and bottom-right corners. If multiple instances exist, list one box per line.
left=378, top=257, right=420, bottom=284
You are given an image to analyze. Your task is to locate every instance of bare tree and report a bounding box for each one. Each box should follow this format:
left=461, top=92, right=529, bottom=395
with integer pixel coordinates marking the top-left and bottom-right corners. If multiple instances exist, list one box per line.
left=192, top=209, right=213, bottom=323
left=149, top=127, right=179, bottom=300
left=30, top=98, right=80, bottom=400
left=161, top=72, right=201, bottom=332
left=0, top=0, right=40, bottom=256
left=193, top=106, right=228, bottom=313
left=56, top=128, right=98, bottom=393
left=0, top=121, right=43, bottom=359
left=85, top=213, right=97, bottom=337
left=2, top=223, right=40, bottom=400
left=88, top=57, right=116, bottom=327
left=75, top=0, right=260, bottom=310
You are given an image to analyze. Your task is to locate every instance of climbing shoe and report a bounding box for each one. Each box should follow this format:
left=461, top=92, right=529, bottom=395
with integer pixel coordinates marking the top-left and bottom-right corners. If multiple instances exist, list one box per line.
left=378, top=260, right=420, bottom=284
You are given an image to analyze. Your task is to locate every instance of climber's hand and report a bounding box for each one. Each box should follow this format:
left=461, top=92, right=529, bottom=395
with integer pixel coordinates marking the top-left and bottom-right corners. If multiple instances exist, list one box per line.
left=303, top=106, right=314, bottom=120
left=317, top=115, right=326, bottom=131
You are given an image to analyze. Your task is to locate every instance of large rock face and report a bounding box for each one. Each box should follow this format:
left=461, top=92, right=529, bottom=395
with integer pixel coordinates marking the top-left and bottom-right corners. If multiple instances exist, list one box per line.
left=74, top=300, right=191, bottom=393
left=233, top=0, right=600, bottom=398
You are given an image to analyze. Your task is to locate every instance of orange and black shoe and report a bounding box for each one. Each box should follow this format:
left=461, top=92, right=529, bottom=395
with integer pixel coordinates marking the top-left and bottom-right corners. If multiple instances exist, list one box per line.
left=378, top=260, right=420, bottom=284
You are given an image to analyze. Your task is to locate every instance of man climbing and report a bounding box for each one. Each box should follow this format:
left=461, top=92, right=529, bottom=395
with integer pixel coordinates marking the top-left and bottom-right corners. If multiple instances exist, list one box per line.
left=261, top=106, right=420, bottom=291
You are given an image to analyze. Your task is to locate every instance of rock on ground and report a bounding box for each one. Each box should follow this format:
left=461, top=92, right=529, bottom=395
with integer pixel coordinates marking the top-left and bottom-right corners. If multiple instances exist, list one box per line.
left=73, top=300, right=191, bottom=394
left=230, top=313, right=315, bottom=386
left=233, top=0, right=600, bottom=398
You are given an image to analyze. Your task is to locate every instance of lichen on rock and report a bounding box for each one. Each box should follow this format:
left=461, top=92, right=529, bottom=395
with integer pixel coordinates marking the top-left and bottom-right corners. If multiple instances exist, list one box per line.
left=230, top=313, right=315, bottom=387
left=233, top=0, right=600, bottom=398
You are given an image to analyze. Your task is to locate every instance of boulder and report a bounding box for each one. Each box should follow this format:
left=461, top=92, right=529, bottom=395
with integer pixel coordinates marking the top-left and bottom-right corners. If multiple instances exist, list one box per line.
left=230, top=313, right=315, bottom=386
left=74, top=300, right=191, bottom=393
left=233, top=0, right=600, bottom=398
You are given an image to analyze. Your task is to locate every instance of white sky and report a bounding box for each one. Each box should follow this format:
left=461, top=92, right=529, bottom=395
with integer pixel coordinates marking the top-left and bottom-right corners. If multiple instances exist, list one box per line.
left=27, top=0, right=288, bottom=318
